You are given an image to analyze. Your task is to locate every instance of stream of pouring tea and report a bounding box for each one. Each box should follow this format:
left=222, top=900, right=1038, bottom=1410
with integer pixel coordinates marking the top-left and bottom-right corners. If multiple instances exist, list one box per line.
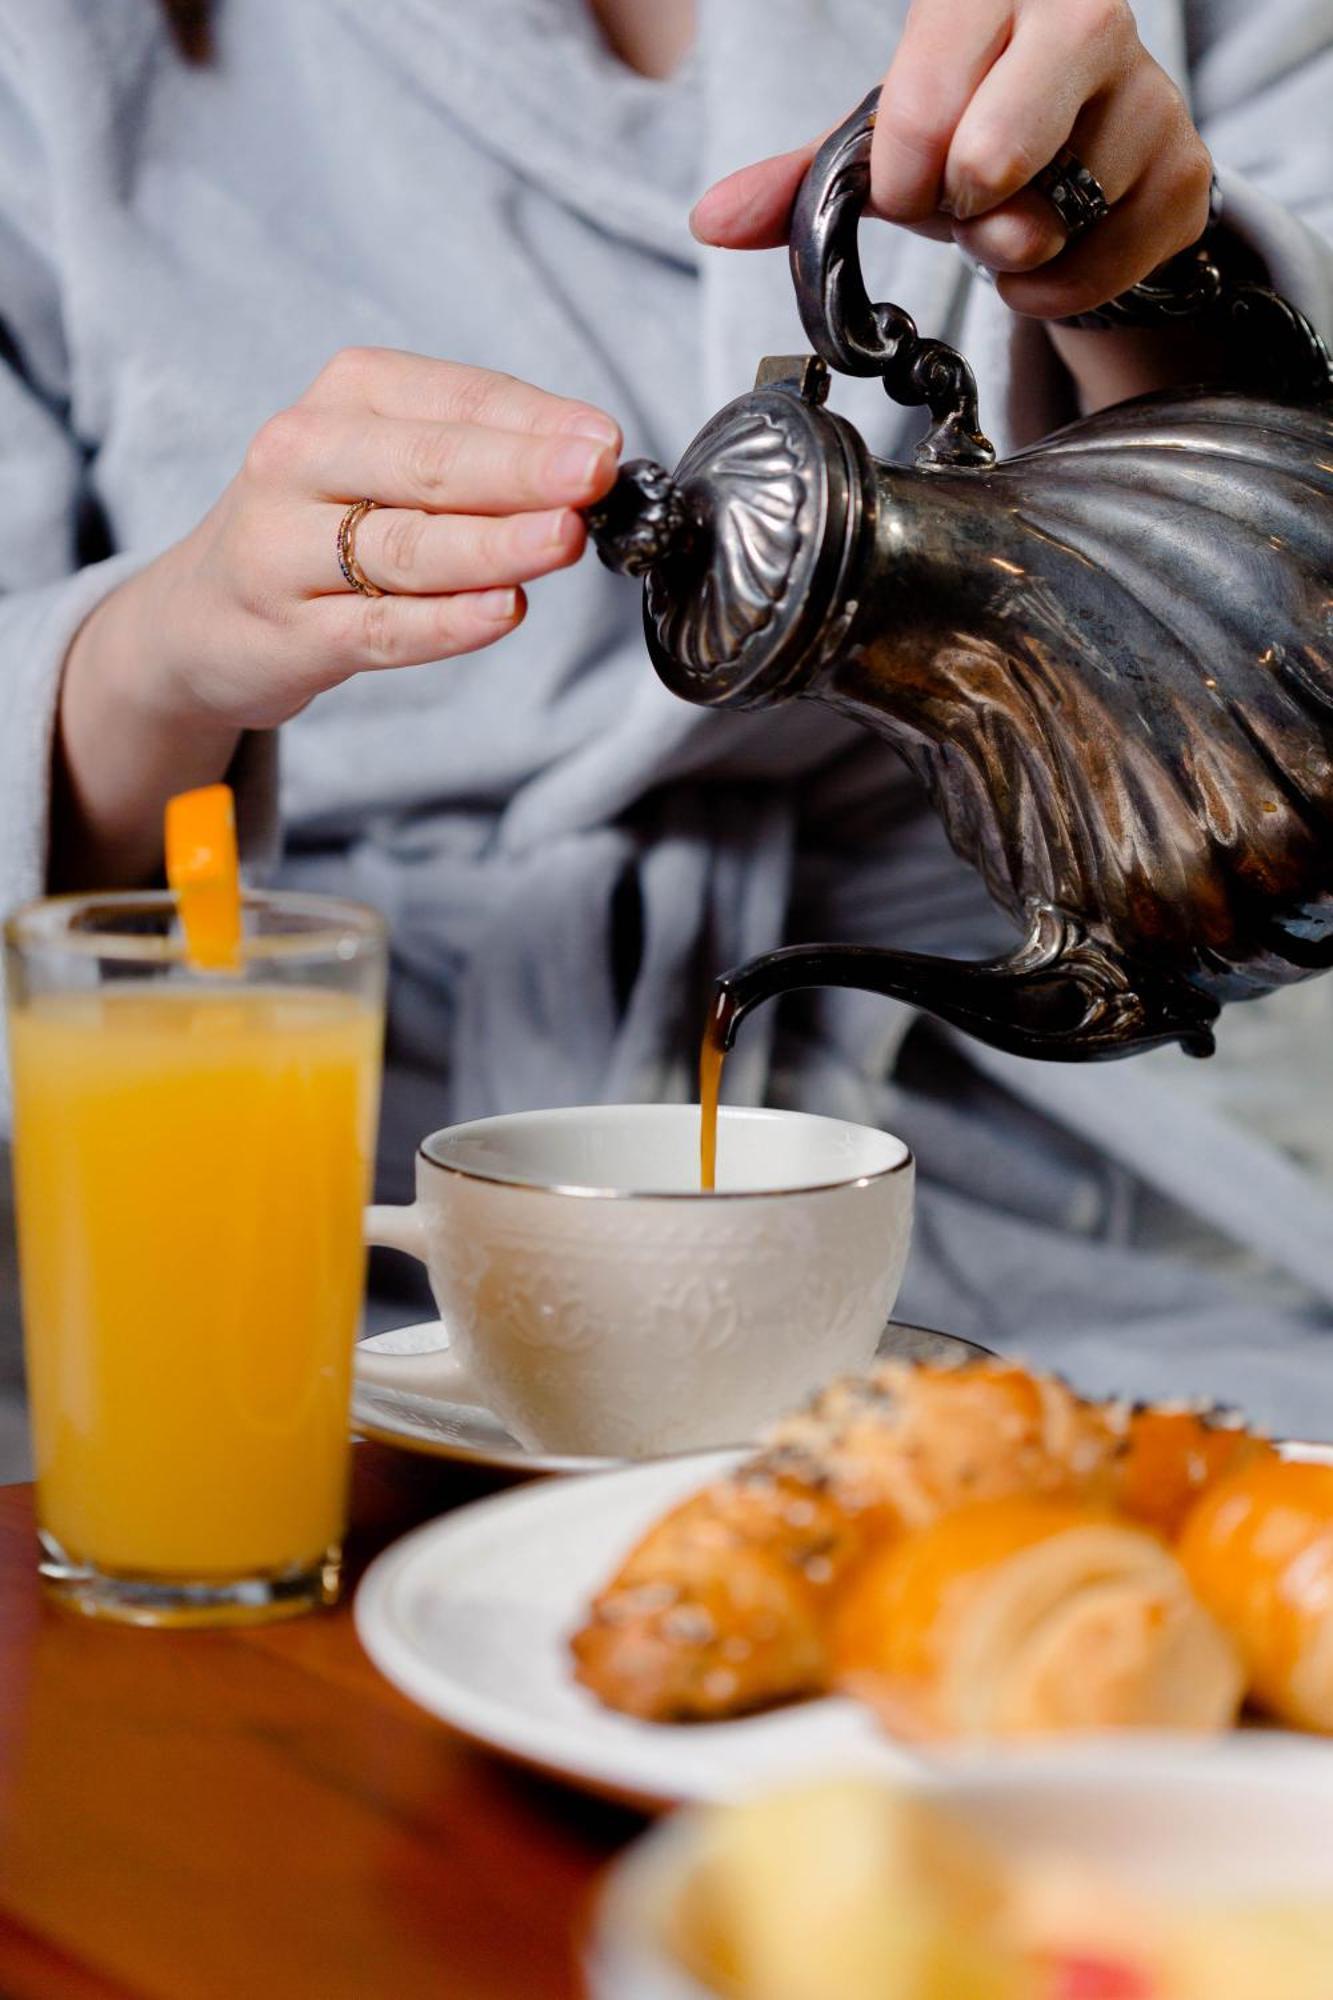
left=699, top=1034, right=724, bottom=1191
left=699, top=988, right=737, bottom=1192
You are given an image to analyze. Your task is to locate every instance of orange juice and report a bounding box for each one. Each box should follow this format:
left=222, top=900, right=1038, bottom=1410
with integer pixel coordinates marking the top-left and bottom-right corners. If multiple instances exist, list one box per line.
left=9, top=986, right=381, bottom=1582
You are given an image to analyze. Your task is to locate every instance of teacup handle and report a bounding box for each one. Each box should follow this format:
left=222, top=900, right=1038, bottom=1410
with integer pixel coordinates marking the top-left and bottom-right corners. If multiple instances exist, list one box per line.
left=358, top=1203, right=484, bottom=1405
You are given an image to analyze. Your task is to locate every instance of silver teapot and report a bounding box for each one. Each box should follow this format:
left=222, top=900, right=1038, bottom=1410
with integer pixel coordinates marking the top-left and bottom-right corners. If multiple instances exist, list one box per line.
left=588, top=94, right=1333, bottom=1064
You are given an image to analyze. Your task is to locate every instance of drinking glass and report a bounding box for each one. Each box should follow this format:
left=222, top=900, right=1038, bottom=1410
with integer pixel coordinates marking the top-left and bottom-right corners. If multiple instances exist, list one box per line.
left=4, top=890, right=385, bottom=1625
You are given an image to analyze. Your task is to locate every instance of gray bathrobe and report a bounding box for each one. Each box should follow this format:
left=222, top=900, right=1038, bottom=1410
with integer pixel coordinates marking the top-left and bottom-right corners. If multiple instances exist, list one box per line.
left=2, top=0, right=1333, bottom=1430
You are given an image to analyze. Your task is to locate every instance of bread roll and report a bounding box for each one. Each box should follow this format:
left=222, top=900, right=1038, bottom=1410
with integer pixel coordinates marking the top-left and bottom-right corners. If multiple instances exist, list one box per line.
left=832, top=1497, right=1244, bottom=1742
left=1178, top=1458, right=1333, bottom=1732
left=1113, top=1405, right=1275, bottom=1540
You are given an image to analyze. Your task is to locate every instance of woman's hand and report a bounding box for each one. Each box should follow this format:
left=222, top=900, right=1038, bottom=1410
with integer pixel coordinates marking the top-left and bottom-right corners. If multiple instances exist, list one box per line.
left=690, top=0, right=1213, bottom=323
left=55, top=349, right=621, bottom=884
left=111, top=347, right=620, bottom=730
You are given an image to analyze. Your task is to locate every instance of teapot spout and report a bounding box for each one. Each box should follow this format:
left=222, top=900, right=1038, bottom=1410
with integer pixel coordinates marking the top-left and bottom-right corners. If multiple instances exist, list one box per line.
left=711, top=908, right=1219, bottom=1063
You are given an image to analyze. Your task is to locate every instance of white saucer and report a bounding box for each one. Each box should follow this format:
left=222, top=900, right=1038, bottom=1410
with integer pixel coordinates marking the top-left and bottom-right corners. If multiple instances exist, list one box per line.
left=351, top=1319, right=989, bottom=1476
left=353, top=1449, right=920, bottom=1806
left=353, top=1321, right=620, bottom=1475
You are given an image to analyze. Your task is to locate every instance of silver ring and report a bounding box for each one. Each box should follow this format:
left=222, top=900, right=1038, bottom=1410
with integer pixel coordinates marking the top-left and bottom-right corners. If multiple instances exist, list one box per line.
left=1029, top=148, right=1110, bottom=241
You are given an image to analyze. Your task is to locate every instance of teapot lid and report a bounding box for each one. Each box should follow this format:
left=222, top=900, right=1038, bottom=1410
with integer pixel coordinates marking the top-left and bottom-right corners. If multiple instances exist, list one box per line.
left=589, top=355, right=875, bottom=708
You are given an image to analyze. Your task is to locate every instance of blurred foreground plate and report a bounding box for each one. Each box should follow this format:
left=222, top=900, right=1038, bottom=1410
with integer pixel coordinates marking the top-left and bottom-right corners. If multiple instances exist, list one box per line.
left=587, top=1738, right=1333, bottom=1998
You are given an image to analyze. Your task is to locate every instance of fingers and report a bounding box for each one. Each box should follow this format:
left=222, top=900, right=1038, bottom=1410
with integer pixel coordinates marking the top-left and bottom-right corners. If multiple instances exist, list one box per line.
left=955, top=51, right=1208, bottom=298
left=206, top=352, right=626, bottom=720
left=301, top=346, right=621, bottom=447
left=691, top=0, right=1012, bottom=253
left=692, top=0, right=1202, bottom=328
left=951, top=190, right=1066, bottom=275
left=247, top=409, right=619, bottom=516
left=997, top=132, right=1212, bottom=317
left=313, top=584, right=528, bottom=676
left=691, top=0, right=1206, bottom=328
left=307, top=502, right=586, bottom=598
left=952, top=79, right=1143, bottom=274
left=940, top=0, right=1134, bottom=222
left=870, top=0, right=1013, bottom=224
left=690, top=142, right=818, bottom=250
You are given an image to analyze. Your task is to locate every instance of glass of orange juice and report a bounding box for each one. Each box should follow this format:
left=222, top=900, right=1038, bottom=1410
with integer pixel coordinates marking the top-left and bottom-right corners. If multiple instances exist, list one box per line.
left=4, top=890, right=386, bottom=1626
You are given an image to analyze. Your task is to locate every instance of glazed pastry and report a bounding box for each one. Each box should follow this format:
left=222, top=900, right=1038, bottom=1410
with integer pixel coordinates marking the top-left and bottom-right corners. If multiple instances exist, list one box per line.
left=1113, top=1404, right=1275, bottom=1540
left=571, top=1360, right=1118, bottom=1721
left=1177, top=1458, right=1333, bottom=1732
left=831, top=1496, right=1244, bottom=1742
left=762, top=1358, right=1117, bottom=1529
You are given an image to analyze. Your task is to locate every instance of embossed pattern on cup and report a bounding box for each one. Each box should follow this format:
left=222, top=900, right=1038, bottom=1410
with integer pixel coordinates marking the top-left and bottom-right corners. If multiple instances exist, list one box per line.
left=367, top=1106, right=913, bottom=1458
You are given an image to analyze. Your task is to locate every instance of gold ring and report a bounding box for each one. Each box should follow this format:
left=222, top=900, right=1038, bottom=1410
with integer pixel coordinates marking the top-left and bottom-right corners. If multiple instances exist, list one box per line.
left=337, top=498, right=384, bottom=597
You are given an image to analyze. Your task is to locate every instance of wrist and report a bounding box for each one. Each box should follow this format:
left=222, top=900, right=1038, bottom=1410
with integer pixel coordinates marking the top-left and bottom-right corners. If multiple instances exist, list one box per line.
left=76, top=546, right=235, bottom=744
left=64, top=554, right=243, bottom=799
left=1044, top=320, right=1231, bottom=415
left=54, top=556, right=242, bottom=891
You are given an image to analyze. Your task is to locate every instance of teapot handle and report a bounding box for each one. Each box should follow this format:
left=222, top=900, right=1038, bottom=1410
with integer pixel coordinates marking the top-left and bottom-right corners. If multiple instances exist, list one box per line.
left=790, top=91, right=996, bottom=471
left=791, top=89, right=1332, bottom=423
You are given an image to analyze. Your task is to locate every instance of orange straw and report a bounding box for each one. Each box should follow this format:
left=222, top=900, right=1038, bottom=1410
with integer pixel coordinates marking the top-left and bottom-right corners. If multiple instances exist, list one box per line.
left=165, top=783, right=242, bottom=972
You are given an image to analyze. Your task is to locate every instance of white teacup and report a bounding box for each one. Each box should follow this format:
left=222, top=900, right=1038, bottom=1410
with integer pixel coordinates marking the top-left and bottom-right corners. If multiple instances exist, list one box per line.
left=361, top=1104, right=913, bottom=1459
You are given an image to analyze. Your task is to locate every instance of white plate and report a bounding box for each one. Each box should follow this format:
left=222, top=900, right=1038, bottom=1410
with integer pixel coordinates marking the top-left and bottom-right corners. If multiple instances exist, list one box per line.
left=353, top=1435, right=1333, bottom=1809
left=351, top=1319, right=988, bottom=1476
left=353, top=1450, right=924, bottom=1807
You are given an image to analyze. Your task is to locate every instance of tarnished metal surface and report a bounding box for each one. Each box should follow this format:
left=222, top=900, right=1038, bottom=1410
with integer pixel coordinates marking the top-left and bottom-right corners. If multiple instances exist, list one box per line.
left=587, top=95, right=1333, bottom=1063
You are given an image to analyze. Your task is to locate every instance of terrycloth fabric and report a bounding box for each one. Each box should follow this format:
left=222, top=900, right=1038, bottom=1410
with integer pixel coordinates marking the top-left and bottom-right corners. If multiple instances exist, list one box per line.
left=1, top=0, right=1332, bottom=1432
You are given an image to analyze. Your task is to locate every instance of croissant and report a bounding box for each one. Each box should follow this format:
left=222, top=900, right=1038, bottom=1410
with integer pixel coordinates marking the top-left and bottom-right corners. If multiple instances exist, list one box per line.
left=571, top=1359, right=1118, bottom=1721
left=831, top=1497, right=1245, bottom=1742
left=569, top=1464, right=855, bottom=1721
left=1112, top=1405, right=1275, bottom=1540
left=1178, top=1458, right=1333, bottom=1733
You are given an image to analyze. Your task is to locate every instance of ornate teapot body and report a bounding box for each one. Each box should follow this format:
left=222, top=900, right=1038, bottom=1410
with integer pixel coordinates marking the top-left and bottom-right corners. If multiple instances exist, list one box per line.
left=589, top=95, right=1333, bottom=1063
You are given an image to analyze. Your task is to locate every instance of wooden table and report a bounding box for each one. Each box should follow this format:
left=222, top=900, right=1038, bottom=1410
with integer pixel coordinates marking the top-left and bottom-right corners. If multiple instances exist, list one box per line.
left=0, top=1445, right=645, bottom=2000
